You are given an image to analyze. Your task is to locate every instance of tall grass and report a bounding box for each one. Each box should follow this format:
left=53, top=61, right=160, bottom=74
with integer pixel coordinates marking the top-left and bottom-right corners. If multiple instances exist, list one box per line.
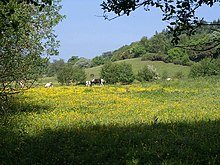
left=0, top=77, right=219, bottom=164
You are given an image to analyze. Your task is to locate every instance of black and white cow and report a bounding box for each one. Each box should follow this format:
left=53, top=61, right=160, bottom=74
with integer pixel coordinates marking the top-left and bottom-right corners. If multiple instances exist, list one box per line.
left=91, top=78, right=105, bottom=86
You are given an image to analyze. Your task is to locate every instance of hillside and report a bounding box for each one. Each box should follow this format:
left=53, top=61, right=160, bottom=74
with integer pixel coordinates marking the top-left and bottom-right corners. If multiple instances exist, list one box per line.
left=85, top=58, right=190, bottom=80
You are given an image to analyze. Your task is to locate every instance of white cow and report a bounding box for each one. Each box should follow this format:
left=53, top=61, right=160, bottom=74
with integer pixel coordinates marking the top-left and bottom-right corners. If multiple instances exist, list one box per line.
left=86, top=80, right=91, bottom=87
left=45, top=82, right=53, bottom=88
left=19, top=80, right=25, bottom=89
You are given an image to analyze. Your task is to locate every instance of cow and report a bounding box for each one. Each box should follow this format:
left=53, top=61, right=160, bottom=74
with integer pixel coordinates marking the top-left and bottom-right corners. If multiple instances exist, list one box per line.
left=45, top=82, right=53, bottom=88
left=19, top=80, right=25, bottom=89
left=91, top=78, right=105, bottom=86
left=85, top=80, right=91, bottom=87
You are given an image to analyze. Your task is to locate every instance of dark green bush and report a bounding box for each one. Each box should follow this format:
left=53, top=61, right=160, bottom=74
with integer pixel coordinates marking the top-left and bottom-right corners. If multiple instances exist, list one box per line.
left=141, top=53, right=165, bottom=61
left=189, top=58, right=220, bottom=77
left=57, top=65, right=86, bottom=85
left=100, top=62, right=134, bottom=84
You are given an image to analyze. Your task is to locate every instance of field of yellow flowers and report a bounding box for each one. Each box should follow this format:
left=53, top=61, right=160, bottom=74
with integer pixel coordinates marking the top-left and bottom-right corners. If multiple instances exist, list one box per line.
left=1, top=78, right=220, bottom=164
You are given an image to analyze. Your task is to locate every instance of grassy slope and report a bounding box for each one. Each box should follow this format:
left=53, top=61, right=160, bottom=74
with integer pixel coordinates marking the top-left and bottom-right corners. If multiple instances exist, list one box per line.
left=85, top=58, right=190, bottom=79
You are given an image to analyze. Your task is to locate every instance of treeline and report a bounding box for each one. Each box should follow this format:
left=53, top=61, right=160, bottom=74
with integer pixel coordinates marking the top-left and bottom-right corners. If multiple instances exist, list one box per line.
left=91, top=20, right=220, bottom=66
left=45, top=19, right=220, bottom=81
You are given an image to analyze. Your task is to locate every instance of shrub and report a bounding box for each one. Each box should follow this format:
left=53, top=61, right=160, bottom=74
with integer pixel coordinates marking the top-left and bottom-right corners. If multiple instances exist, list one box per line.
left=57, top=65, right=86, bottom=85
left=166, top=47, right=192, bottom=65
left=189, top=58, right=220, bottom=77
left=136, top=65, right=158, bottom=82
left=100, top=62, right=134, bottom=84
left=141, top=53, right=165, bottom=61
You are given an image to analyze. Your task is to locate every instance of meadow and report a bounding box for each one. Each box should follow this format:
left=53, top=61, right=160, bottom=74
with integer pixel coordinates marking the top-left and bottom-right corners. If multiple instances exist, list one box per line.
left=0, top=77, right=220, bottom=164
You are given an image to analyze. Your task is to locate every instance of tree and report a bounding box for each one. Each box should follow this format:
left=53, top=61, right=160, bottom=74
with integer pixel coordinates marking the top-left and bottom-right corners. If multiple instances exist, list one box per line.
left=166, top=47, right=191, bottom=65
left=101, top=62, right=134, bottom=84
left=91, top=51, right=112, bottom=67
left=101, top=0, right=220, bottom=44
left=57, top=64, right=86, bottom=85
left=45, top=59, right=65, bottom=77
left=0, top=0, right=63, bottom=104
left=67, top=56, right=80, bottom=65
left=73, top=57, right=91, bottom=68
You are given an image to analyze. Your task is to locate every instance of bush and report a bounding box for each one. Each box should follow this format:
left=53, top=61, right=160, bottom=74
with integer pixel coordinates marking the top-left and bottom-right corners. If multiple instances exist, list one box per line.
left=166, top=47, right=192, bottom=66
left=189, top=58, right=220, bottom=77
left=100, top=62, right=134, bottom=84
left=141, top=53, right=165, bottom=61
left=136, top=65, right=158, bottom=82
left=57, top=65, right=86, bottom=85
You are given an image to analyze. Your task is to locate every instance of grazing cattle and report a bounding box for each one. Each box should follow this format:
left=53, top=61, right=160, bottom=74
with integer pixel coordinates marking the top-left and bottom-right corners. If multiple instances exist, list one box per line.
left=166, top=77, right=172, bottom=81
left=86, top=80, right=91, bottom=87
left=19, top=80, right=25, bottom=89
left=45, top=82, right=53, bottom=88
left=91, top=78, right=105, bottom=86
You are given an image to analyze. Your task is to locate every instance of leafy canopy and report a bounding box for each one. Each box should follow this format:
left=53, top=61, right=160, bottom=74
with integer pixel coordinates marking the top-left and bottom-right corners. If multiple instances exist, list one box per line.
left=0, top=0, right=63, bottom=102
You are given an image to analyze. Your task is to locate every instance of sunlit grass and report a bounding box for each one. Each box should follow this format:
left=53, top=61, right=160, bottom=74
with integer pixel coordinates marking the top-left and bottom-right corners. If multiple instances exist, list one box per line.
left=1, top=78, right=219, bottom=164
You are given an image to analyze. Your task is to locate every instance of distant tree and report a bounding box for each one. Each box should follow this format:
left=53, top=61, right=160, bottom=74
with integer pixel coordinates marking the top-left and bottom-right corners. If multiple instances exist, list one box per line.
left=57, top=64, right=86, bottom=85
left=91, top=51, right=112, bottom=67
left=46, top=59, right=65, bottom=77
left=147, top=33, right=171, bottom=54
left=71, top=67, right=86, bottom=83
left=74, top=58, right=91, bottom=68
left=166, top=47, right=191, bottom=65
left=91, top=56, right=106, bottom=67
left=101, top=62, right=134, bottom=84
left=68, top=56, right=80, bottom=65
left=111, top=45, right=132, bottom=61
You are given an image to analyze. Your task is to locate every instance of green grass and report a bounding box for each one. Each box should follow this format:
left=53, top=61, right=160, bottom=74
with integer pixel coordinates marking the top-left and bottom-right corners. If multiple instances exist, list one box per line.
left=0, top=77, right=219, bottom=165
left=85, top=58, right=190, bottom=79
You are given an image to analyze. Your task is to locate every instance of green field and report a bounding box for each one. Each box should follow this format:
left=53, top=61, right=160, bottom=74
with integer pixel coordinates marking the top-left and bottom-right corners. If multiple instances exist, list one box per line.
left=85, top=58, right=190, bottom=79
left=1, top=77, right=219, bottom=164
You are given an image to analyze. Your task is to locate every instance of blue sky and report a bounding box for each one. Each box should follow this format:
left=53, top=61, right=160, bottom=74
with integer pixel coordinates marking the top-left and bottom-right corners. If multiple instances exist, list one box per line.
left=52, top=0, right=220, bottom=61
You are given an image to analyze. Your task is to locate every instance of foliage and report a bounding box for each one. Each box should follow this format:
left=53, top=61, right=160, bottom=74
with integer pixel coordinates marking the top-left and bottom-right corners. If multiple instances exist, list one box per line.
left=141, top=53, right=165, bottom=61
left=136, top=65, right=158, bottom=82
left=91, top=51, right=112, bottom=67
left=1, top=78, right=220, bottom=164
left=100, top=62, right=134, bottom=84
left=57, top=64, right=86, bottom=85
left=189, top=58, right=220, bottom=77
left=166, top=47, right=192, bottom=66
left=0, top=0, right=63, bottom=104
left=74, top=57, right=91, bottom=68
left=67, top=56, right=80, bottom=65
left=45, top=59, right=65, bottom=77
